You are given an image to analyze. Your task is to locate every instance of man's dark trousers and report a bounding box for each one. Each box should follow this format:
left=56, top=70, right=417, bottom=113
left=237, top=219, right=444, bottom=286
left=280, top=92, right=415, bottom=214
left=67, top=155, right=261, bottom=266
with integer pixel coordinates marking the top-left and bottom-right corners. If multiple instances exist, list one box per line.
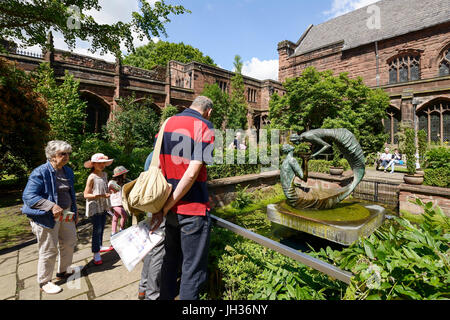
left=160, top=210, right=211, bottom=300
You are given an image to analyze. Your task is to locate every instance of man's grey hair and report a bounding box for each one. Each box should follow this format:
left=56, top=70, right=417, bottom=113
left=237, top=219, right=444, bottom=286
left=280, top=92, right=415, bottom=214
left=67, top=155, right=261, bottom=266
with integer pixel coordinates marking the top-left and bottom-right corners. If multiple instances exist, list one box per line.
left=191, top=96, right=213, bottom=112
left=45, top=140, right=72, bottom=160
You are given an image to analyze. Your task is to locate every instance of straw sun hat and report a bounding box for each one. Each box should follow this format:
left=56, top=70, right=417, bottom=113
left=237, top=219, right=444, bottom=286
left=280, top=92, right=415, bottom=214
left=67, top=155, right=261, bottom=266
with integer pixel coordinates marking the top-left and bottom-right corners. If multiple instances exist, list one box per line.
left=113, top=165, right=129, bottom=177
left=84, top=153, right=114, bottom=169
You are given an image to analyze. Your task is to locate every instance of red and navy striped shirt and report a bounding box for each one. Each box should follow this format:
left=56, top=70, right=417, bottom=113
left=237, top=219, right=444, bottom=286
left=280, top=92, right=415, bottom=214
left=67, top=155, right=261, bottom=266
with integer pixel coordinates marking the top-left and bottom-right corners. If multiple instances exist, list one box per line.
left=159, top=108, right=215, bottom=216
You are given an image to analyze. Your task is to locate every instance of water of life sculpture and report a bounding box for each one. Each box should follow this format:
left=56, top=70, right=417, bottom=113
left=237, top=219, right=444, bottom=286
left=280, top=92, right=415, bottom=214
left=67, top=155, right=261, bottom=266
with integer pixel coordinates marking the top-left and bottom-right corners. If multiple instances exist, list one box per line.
left=267, top=128, right=385, bottom=246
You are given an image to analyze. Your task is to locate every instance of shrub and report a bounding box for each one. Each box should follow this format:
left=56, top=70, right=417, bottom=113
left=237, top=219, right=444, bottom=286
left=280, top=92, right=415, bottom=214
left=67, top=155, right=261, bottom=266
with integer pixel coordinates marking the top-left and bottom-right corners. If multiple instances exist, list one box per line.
left=105, top=94, right=160, bottom=156
left=231, top=185, right=253, bottom=209
left=308, top=159, right=350, bottom=173
left=417, top=129, right=427, bottom=167
left=425, top=147, right=450, bottom=170
left=333, top=200, right=449, bottom=300
left=424, top=168, right=450, bottom=188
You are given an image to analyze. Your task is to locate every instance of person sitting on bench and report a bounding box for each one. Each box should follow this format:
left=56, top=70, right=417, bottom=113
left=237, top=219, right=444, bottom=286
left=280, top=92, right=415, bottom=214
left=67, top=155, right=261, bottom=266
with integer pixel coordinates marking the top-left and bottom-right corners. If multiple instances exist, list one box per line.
left=376, top=147, right=392, bottom=170
left=384, top=148, right=402, bottom=173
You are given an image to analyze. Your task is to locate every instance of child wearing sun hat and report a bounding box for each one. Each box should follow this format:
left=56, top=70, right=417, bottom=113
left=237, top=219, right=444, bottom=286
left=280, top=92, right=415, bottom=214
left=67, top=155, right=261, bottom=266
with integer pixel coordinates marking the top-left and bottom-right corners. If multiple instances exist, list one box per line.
left=108, top=165, right=130, bottom=237
left=83, top=153, right=114, bottom=265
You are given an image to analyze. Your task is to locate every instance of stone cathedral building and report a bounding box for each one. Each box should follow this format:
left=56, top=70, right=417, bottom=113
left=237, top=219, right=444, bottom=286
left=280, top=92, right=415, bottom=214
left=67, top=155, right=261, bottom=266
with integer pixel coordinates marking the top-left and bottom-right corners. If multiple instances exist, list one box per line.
left=278, top=0, right=450, bottom=144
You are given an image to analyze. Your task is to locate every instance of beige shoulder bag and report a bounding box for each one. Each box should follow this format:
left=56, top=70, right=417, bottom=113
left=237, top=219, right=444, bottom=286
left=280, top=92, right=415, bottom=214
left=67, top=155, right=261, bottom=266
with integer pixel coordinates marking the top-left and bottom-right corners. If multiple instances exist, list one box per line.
left=122, top=118, right=172, bottom=214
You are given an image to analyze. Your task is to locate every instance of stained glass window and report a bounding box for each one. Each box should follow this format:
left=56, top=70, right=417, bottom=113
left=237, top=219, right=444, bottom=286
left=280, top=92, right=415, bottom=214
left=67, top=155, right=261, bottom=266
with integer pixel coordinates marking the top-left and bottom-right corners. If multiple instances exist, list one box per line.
left=389, top=66, right=397, bottom=84
left=440, top=62, right=450, bottom=76
left=410, top=61, right=420, bottom=81
left=444, top=113, right=450, bottom=142
left=388, top=55, right=420, bottom=84
left=430, top=113, right=440, bottom=142
left=439, top=48, right=450, bottom=77
left=418, top=113, right=427, bottom=133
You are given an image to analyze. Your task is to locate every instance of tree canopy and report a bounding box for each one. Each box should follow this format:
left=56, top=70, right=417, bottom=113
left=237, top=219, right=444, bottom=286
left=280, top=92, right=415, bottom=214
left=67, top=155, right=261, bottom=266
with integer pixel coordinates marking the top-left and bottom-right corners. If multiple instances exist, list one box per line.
left=105, top=94, right=161, bottom=155
left=269, top=67, right=390, bottom=154
left=202, top=83, right=231, bottom=130
left=123, top=40, right=215, bottom=69
left=0, top=58, right=49, bottom=177
left=33, top=63, right=87, bottom=151
left=228, top=55, right=248, bottom=130
left=0, top=0, right=189, bottom=57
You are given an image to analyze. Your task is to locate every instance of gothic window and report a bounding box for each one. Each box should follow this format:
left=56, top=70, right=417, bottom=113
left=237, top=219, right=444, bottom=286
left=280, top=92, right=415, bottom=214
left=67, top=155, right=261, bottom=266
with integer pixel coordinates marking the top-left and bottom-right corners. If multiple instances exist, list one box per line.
left=418, top=113, right=427, bottom=133
left=383, top=106, right=401, bottom=144
left=438, top=47, right=450, bottom=77
left=247, top=88, right=257, bottom=102
left=417, top=100, right=450, bottom=143
left=217, top=80, right=228, bottom=93
left=388, top=54, right=421, bottom=84
left=430, top=113, right=440, bottom=142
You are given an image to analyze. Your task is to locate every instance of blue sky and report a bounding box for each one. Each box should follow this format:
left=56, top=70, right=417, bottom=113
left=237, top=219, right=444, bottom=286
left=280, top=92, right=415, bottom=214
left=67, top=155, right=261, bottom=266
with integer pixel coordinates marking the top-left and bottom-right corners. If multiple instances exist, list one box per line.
left=23, top=0, right=380, bottom=80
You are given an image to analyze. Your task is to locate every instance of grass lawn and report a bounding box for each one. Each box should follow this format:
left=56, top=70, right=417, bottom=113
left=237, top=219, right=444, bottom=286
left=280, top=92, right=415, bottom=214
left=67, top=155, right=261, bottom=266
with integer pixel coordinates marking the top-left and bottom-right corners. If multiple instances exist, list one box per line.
left=0, top=187, right=34, bottom=251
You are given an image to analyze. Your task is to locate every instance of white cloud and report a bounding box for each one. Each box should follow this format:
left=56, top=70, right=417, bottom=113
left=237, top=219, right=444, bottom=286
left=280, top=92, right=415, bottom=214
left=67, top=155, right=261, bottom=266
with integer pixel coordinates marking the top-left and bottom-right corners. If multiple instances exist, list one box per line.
left=241, top=57, right=278, bottom=81
left=324, top=0, right=380, bottom=18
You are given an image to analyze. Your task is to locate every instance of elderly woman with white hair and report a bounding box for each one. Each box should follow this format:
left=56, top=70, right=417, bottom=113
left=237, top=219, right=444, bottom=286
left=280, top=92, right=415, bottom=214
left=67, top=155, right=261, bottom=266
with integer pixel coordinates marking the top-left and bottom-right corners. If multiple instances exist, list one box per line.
left=22, top=140, right=78, bottom=294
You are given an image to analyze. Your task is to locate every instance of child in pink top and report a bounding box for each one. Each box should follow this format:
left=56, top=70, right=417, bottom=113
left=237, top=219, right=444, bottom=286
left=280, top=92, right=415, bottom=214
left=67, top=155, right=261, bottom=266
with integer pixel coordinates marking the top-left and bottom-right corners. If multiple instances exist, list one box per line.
left=108, top=166, right=130, bottom=236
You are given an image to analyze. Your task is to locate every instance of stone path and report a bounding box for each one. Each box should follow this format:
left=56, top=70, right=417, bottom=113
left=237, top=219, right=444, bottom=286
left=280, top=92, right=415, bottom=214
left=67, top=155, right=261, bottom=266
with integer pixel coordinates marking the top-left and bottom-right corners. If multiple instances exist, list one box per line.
left=0, top=216, right=144, bottom=300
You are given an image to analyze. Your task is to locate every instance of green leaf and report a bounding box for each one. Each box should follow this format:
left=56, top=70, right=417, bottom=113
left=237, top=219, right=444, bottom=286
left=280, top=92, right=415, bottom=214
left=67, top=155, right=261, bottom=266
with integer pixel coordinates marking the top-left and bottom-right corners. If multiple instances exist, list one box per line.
left=364, top=242, right=375, bottom=260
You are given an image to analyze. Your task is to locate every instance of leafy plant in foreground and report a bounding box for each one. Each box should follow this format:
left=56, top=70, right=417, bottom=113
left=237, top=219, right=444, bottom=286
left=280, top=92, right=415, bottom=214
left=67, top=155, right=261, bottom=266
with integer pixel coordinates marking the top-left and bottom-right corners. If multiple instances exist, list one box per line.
left=331, top=200, right=449, bottom=300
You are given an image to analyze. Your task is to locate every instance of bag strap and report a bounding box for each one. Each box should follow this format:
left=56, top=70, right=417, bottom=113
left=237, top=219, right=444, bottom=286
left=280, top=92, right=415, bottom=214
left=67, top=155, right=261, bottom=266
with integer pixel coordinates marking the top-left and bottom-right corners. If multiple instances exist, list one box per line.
left=150, top=117, right=171, bottom=168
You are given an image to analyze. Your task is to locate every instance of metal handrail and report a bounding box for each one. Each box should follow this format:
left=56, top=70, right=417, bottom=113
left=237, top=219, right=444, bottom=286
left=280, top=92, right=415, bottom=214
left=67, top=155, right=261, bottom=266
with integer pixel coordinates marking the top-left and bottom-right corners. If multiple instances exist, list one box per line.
left=211, top=214, right=353, bottom=284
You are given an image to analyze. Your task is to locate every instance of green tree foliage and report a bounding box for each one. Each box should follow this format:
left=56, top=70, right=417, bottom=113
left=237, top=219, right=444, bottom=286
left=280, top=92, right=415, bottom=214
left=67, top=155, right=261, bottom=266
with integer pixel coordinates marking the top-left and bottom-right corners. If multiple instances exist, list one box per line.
left=105, top=94, right=160, bottom=155
left=201, top=83, right=231, bottom=130
left=228, top=55, right=248, bottom=130
left=33, top=63, right=87, bottom=150
left=417, top=129, right=428, bottom=167
left=269, top=67, right=389, bottom=154
left=160, top=104, right=179, bottom=122
left=0, top=58, right=49, bottom=177
left=0, top=0, right=189, bottom=57
left=123, top=40, right=215, bottom=69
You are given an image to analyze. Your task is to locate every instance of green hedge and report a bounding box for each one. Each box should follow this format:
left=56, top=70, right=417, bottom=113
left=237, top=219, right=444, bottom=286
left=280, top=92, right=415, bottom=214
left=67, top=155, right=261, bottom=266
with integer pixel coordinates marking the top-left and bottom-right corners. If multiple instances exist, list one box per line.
left=308, top=159, right=350, bottom=173
left=424, top=168, right=450, bottom=188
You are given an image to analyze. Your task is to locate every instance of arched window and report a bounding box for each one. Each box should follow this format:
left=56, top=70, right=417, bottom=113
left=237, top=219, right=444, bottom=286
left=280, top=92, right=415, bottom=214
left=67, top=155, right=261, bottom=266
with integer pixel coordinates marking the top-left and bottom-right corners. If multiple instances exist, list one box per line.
left=383, top=106, right=401, bottom=144
left=417, top=99, right=450, bottom=143
left=388, top=54, right=420, bottom=84
left=438, top=47, right=450, bottom=77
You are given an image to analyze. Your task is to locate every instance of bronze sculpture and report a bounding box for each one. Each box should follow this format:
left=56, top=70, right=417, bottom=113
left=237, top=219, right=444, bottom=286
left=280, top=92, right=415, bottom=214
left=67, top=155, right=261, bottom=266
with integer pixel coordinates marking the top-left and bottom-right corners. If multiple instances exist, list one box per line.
left=281, top=128, right=365, bottom=209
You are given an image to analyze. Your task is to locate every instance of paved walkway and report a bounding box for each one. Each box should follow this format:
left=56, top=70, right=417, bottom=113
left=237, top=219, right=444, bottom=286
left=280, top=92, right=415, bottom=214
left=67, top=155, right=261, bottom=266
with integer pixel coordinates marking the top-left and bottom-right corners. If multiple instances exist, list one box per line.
left=0, top=202, right=144, bottom=300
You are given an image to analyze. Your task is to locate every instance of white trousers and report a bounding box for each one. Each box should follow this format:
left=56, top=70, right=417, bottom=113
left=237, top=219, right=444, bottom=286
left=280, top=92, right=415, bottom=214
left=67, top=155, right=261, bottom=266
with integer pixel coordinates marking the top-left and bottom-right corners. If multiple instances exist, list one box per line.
left=30, top=220, right=77, bottom=284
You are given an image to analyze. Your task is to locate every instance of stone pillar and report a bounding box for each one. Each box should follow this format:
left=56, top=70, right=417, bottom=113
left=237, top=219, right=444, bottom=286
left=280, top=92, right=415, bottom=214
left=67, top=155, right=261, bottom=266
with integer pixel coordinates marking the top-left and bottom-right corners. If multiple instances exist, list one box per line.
left=277, top=40, right=296, bottom=83
left=401, top=89, right=414, bottom=127
left=165, top=61, right=172, bottom=106
left=113, top=57, right=122, bottom=114
left=43, top=31, right=54, bottom=67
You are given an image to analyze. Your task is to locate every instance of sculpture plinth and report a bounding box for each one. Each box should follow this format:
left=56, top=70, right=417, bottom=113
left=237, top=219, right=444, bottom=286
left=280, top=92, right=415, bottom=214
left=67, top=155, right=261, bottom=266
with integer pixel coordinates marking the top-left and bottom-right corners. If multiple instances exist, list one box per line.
left=267, top=201, right=385, bottom=246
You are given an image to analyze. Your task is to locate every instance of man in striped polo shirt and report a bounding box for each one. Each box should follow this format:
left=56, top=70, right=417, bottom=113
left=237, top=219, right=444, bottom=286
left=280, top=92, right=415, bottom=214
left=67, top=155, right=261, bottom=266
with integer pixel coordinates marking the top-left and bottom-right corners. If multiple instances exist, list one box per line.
left=150, top=96, right=215, bottom=300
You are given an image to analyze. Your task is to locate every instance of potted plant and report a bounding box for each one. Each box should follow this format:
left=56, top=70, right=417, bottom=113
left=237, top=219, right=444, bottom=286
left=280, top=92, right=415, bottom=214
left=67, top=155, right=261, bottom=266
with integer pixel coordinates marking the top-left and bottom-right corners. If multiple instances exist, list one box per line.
left=416, top=129, right=427, bottom=176
left=403, top=127, right=424, bottom=185
left=329, top=143, right=344, bottom=175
